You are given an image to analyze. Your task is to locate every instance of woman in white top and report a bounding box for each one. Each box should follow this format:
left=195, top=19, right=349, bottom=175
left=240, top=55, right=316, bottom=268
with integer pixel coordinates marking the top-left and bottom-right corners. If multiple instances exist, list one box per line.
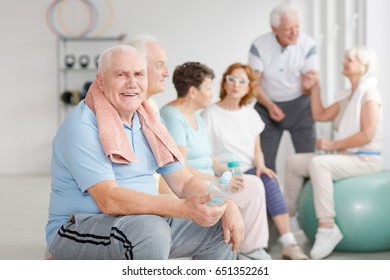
left=284, top=46, right=383, bottom=259
left=202, top=63, right=308, bottom=260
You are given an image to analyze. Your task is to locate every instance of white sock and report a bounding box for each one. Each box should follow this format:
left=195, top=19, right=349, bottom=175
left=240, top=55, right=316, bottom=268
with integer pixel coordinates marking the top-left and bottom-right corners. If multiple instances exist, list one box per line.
left=317, top=226, right=336, bottom=235
left=289, top=216, right=301, bottom=232
left=279, top=232, right=297, bottom=246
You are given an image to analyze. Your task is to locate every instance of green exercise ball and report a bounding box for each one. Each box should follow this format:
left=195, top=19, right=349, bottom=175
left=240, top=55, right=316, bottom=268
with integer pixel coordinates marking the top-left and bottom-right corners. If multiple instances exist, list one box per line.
left=298, top=171, right=390, bottom=252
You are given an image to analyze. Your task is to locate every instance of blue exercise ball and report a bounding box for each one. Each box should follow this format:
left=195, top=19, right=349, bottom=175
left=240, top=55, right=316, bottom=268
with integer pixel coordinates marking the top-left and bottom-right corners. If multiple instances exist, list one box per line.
left=298, top=171, right=390, bottom=252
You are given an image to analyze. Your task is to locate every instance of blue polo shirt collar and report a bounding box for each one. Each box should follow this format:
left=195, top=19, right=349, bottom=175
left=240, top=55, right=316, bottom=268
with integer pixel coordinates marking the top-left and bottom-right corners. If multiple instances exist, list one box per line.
left=123, top=111, right=141, bottom=131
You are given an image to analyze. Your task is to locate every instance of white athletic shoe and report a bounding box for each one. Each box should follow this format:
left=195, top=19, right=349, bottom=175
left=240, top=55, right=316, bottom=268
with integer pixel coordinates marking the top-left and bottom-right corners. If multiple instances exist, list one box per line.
left=310, top=225, right=343, bottom=259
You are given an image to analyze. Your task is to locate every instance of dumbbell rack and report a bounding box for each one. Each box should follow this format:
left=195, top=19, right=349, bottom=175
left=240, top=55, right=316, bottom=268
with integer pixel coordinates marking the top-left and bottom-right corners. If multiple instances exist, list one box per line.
left=56, top=35, right=124, bottom=125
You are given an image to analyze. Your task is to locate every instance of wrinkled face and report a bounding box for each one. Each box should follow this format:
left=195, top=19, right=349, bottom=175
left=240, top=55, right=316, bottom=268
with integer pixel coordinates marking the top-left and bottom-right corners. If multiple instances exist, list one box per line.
left=194, top=77, right=213, bottom=109
left=97, top=50, right=147, bottom=121
left=272, top=14, right=299, bottom=47
left=223, top=68, right=250, bottom=100
left=146, top=42, right=169, bottom=97
left=342, top=55, right=365, bottom=77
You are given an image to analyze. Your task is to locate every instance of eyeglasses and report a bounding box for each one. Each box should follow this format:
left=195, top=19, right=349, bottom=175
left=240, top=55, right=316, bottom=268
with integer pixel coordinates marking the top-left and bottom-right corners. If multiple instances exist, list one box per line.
left=225, top=75, right=250, bottom=86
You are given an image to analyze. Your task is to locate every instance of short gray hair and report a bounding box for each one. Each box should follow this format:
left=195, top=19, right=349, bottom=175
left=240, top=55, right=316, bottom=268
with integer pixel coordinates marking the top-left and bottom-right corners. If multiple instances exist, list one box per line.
left=126, top=34, right=159, bottom=60
left=345, top=46, right=378, bottom=80
left=97, top=45, right=142, bottom=74
left=270, top=4, right=299, bottom=28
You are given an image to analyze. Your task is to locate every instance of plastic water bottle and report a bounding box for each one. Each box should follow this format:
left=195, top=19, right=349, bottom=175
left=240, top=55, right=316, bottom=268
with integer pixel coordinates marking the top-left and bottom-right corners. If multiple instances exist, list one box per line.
left=227, top=156, right=242, bottom=177
left=206, top=171, right=232, bottom=207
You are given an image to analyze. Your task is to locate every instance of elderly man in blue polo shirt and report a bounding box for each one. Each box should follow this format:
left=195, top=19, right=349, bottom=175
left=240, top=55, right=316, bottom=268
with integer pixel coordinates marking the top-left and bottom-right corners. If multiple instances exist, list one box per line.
left=46, top=45, right=244, bottom=260
left=248, top=4, right=319, bottom=172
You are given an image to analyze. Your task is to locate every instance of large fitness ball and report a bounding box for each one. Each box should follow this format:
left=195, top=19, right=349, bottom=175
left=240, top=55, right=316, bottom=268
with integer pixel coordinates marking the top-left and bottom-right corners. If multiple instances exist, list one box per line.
left=298, top=171, right=390, bottom=252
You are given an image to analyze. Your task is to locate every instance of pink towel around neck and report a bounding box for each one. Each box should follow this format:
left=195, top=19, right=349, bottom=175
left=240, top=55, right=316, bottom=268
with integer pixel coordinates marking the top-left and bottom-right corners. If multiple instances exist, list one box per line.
left=84, top=81, right=183, bottom=166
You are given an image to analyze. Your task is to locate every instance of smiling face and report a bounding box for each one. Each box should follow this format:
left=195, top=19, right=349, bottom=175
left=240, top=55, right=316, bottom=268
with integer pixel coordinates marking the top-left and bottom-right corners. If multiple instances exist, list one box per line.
left=223, top=68, right=250, bottom=101
left=96, top=49, right=147, bottom=123
left=272, top=13, right=299, bottom=48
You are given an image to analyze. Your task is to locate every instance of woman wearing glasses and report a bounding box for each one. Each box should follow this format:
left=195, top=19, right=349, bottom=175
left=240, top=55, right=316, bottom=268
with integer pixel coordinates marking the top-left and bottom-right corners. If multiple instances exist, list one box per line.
left=201, top=63, right=308, bottom=260
left=160, top=62, right=271, bottom=260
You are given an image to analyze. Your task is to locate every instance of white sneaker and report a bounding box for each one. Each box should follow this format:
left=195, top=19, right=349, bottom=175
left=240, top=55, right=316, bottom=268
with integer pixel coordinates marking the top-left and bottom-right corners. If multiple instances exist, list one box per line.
left=238, top=249, right=272, bottom=260
left=310, top=225, right=343, bottom=259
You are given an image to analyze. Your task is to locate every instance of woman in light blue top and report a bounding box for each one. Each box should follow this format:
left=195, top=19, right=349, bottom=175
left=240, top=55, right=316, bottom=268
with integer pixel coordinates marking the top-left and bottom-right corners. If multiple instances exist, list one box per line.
left=161, top=62, right=270, bottom=260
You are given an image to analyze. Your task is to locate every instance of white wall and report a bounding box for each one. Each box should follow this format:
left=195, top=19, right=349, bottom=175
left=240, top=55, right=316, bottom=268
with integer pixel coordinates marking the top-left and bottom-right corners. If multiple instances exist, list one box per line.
left=146, top=0, right=285, bottom=105
left=0, top=0, right=57, bottom=176
left=0, top=0, right=388, bottom=176
left=0, top=0, right=285, bottom=175
left=366, top=0, right=390, bottom=169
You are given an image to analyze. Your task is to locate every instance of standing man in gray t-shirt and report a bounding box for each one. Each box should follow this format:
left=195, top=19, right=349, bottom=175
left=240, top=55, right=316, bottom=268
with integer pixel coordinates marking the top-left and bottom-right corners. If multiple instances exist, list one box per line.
left=248, top=4, right=319, bottom=172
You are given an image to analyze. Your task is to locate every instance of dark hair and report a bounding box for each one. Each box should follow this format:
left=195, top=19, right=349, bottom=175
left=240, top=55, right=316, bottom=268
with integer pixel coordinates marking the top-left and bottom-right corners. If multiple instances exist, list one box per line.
left=172, top=62, right=215, bottom=98
left=220, top=63, right=256, bottom=107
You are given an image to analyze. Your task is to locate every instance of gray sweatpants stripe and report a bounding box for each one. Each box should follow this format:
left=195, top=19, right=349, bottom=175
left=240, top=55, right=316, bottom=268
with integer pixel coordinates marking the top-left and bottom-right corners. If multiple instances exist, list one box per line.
left=58, top=225, right=134, bottom=259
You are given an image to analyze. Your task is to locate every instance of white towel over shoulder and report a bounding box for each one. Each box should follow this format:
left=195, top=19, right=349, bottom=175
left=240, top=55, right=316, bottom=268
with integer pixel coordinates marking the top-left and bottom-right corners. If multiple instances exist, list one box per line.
left=334, top=77, right=378, bottom=153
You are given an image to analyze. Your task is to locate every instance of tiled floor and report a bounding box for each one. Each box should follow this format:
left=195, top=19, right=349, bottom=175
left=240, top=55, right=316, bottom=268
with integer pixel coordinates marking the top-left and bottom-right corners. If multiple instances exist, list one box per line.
left=0, top=175, right=389, bottom=260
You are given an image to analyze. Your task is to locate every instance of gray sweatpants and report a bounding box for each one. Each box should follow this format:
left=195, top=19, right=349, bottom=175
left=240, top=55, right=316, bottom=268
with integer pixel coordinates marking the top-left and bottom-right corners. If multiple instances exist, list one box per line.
left=255, top=95, right=316, bottom=171
left=49, top=213, right=235, bottom=260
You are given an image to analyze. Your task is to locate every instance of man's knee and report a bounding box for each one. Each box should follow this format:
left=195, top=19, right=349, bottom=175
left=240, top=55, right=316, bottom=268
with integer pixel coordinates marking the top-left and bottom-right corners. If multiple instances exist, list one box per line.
left=115, top=215, right=172, bottom=259
left=139, top=227, right=172, bottom=259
